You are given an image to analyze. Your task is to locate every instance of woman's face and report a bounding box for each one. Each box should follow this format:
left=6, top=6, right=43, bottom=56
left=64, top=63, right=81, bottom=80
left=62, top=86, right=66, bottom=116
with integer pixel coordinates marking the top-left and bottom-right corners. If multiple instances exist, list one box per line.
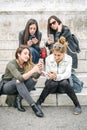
left=29, top=24, right=37, bottom=35
left=18, top=48, right=30, bottom=63
left=49, top=18, right=59, bottom=30
left=53, top=50, right=64, bottom=63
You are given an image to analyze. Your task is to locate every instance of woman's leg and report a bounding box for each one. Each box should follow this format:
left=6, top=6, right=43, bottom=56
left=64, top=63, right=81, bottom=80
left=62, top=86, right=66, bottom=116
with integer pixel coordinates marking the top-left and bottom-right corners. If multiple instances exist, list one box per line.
left=2, top=79, right=17, bottom=95
left=16, top=82, right=35, bottom=105
left=16, top=81, right=44, bottom=117
left=3, top=79, right=44, bottom=117
left=24, top=78, right=37, bottom=92
left=30, top=47, right=40, bottom=64
left=37, top=79, right=58, bottom=105
left=3, top=79, right=25, bottom=111
left=58, top=79, right=82, bottom=114
left=58, top=79, right=81, bottom=107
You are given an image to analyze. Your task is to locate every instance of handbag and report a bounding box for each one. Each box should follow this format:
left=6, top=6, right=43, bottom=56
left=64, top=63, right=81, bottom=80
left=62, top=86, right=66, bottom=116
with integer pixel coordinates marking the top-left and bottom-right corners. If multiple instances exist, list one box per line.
left=0, top=80, right=4, bottom=95
left=69, top=74, right=83, bottom=93
left=40, top=47, right=47, bottom=59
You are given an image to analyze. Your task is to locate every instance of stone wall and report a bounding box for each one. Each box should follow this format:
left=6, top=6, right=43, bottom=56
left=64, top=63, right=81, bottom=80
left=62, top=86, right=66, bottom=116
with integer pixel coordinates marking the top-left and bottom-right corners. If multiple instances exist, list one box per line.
left=0, top=0, right=87, bottom=74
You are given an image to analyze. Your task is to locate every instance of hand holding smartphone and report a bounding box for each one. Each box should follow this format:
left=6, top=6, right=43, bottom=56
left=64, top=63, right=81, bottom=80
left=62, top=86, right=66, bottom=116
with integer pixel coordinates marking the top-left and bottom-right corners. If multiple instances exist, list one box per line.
left=48, top=34, right=54, bottom=44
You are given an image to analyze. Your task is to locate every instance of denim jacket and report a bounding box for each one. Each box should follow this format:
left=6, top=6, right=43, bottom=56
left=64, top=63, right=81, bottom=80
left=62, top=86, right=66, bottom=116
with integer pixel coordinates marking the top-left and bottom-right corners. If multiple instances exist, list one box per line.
left=45, top=54, right=72, bottom=81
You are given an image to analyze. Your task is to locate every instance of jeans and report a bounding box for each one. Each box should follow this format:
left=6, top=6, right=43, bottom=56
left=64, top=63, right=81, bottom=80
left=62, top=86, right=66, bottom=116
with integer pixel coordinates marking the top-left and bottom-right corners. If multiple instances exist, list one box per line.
left=30, top=47, right=40, bottom=64
left=2, top=78, right=37, bottom=105
left=37, top=79, right=80, bottom=107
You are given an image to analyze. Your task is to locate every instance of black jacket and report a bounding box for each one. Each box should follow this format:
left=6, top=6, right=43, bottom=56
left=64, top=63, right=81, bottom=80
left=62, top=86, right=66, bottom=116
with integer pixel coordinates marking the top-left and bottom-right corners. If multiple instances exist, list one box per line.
left=46, top=25, right=80, bottom=69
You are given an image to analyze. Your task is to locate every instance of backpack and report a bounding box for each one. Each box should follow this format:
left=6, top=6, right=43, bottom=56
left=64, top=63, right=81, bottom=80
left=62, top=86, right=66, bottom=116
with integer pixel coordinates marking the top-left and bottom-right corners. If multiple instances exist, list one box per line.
left=72, top=34, right=80, bottom=53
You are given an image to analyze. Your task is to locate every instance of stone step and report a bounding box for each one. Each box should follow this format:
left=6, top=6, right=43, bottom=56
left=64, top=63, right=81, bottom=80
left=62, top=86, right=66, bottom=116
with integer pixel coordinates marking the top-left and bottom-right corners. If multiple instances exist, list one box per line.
left=0, top=87, right=87, bottom=107
left=36, top=74, right=87, bottom=88
left=0, top=73, right=87, bottom=87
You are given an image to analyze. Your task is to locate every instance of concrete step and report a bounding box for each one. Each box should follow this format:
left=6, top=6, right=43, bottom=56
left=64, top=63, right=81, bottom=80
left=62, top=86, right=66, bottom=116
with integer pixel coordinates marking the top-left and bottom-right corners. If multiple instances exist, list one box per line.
left=0, top=74, right=87, bottom=107
left=0, top=87, right=87, bottom=107
left=36, top=74, right=87, bottom=88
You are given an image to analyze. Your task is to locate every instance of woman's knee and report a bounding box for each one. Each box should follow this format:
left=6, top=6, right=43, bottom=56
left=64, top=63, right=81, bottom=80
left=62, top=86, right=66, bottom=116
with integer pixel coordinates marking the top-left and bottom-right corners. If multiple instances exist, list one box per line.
left=45, top=79, right=58, bottom=89
left=59, top=79, right=69, bottom=87
left=24, top=78, right=37, bottom=91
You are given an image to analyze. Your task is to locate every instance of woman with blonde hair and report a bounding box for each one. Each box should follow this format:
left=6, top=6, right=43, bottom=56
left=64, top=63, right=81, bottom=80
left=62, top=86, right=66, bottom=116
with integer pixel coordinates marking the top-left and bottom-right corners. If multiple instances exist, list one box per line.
left=37, top=37, right=82, bottom=115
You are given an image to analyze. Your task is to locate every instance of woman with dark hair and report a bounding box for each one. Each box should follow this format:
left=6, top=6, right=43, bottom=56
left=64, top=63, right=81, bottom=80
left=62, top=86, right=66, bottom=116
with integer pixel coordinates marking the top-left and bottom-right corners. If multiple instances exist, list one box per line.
left=37, top=37, right=82, bottom=115
left=0, top=45, right=44, bottom=117
left=46, top=15, right=80, bottom=70
left=19, top=19, right=42, bottom=64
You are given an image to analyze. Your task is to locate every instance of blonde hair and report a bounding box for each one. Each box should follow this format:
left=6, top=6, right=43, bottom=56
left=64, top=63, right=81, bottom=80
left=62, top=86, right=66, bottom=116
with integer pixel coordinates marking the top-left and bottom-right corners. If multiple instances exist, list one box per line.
left=53, top=36, right=67, bottom=53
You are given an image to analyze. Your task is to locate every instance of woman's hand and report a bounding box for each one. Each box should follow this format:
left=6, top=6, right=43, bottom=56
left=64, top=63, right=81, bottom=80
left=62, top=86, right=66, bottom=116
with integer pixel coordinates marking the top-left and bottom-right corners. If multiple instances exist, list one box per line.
left=31, top=38, right=38, bottom=44
left=47, top=37, right=54, bottom=44
left=27, top=40, right=33, bottom=47
left=16, top=79, right=20, bottom=83
left=58, top=23, right=62, bottom=32
left=32, top=61, right=44, bottom=74
left=47, top=71, right=57, bottom=80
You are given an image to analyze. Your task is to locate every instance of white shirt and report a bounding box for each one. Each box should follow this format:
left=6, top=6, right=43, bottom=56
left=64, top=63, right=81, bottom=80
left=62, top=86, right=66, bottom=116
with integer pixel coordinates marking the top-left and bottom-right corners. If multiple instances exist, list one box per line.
left=45, top=54, right=72, bottom=81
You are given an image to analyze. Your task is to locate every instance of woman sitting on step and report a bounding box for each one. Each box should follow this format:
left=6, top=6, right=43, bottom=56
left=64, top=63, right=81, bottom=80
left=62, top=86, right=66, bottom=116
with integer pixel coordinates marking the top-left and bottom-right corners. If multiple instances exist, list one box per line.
left=37, top=36, right=82, bottom=115
left=0, top=45, right=44, bottom=117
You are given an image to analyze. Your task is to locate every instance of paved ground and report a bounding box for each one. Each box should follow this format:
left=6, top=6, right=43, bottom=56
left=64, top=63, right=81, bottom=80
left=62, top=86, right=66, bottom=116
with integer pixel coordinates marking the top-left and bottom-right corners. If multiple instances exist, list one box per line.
left=0, top=106, right=87, bottom=130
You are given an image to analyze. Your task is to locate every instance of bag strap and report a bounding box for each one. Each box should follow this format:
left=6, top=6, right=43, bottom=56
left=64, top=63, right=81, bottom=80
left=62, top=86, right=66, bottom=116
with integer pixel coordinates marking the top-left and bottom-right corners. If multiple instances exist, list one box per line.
left=67, top=45, right=77, bottom=54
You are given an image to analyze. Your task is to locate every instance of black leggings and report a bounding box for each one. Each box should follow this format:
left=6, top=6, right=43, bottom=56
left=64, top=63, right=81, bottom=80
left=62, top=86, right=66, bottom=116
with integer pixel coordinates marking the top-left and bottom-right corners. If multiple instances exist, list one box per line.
left=37, top=79, right=80, bottom=107
left=2, top=78, right=37, bottom=105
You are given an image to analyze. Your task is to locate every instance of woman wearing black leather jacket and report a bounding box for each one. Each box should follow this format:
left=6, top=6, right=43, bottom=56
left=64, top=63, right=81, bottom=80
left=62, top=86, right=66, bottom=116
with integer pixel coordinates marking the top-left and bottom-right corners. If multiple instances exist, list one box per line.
left=46, top=15, right=80, bottom=69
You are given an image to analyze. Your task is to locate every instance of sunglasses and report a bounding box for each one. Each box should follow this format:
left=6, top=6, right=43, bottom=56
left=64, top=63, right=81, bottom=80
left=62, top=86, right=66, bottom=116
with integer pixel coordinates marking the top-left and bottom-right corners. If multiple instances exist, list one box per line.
left=49, top=21, right=56, bottom=26
left=53, top=43, right=63, bottom=49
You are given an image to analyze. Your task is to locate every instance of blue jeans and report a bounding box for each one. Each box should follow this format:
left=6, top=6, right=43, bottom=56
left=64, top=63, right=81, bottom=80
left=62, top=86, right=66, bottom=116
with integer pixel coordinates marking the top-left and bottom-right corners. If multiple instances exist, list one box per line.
left=30, top=47, right=40, bottom=64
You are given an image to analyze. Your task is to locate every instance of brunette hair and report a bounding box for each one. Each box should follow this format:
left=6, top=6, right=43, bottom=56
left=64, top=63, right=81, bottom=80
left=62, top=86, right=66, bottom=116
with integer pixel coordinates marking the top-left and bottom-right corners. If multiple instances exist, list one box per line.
left=22, top=19, right=40, bottom=45
left=15, top=45, right=35, bottom=71
left=47, top=15, right=62, bottom=35
left=15, top=45, right=31, bottom=60
left=53, top=36, right=67, bottom=53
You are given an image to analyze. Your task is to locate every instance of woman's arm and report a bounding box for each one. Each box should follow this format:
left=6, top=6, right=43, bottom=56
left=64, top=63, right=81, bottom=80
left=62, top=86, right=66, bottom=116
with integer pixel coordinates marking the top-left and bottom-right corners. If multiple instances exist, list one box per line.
left=7, top=62, right=43, bottom=81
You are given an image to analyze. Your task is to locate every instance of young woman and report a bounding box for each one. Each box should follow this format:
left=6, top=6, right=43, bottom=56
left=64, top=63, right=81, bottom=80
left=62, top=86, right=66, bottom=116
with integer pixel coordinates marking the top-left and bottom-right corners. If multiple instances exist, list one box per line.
left=0, top=45, right=44, bottom=117
left=37, top=37, right=82, bottom=115
left=19, top=19, right=42, bottom=64
left=45, top=15, right=80, bottom=70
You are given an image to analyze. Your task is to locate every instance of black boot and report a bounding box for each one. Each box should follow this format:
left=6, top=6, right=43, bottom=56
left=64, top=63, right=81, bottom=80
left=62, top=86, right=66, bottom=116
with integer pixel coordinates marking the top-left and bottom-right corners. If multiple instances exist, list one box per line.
left=14, top=94, right=26, bottom=112
left=31, top=103, right=44, bottom=117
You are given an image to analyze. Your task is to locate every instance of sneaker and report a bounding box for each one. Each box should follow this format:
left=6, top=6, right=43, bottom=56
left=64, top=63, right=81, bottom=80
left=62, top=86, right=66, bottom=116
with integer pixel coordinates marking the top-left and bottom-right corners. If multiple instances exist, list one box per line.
left=73, top=106, right=82, bottom=115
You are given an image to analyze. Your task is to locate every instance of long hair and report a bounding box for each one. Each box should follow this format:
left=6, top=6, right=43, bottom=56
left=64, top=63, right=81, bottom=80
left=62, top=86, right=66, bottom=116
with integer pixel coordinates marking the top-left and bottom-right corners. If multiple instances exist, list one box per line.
left=22, top=19, right=40, bottom=45
left=15, top=45, right=35, bottom=72
left=47, top=15, right=62, bottom=35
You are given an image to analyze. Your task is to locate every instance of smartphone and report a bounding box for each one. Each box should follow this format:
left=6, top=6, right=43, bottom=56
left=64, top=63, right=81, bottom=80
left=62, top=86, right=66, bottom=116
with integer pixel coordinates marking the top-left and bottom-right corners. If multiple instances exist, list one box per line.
left=30, top=35, right=36, bottom=40
left=48, top=34, right=54, bottom=43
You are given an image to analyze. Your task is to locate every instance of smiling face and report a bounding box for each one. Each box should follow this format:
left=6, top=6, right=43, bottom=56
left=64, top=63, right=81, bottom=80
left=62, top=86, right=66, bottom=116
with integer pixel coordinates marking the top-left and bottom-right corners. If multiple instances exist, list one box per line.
left=29, top=24, right=37, bottom=35
left=49, top=18, right=59, bottom=30
left=53, top=50, right=64, bottom=63
left=18, top=48, right=30, bottom=63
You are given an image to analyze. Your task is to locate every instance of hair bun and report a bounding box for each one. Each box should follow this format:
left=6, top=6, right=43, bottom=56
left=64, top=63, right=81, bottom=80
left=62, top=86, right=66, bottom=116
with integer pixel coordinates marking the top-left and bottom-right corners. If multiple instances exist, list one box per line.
left=59, top=36, right=66, bottom=45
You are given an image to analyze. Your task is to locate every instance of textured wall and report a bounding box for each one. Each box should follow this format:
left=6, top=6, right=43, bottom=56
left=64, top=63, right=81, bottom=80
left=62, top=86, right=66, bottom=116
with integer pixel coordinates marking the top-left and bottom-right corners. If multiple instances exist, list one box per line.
left=0, top=0, right=87, bottom=74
